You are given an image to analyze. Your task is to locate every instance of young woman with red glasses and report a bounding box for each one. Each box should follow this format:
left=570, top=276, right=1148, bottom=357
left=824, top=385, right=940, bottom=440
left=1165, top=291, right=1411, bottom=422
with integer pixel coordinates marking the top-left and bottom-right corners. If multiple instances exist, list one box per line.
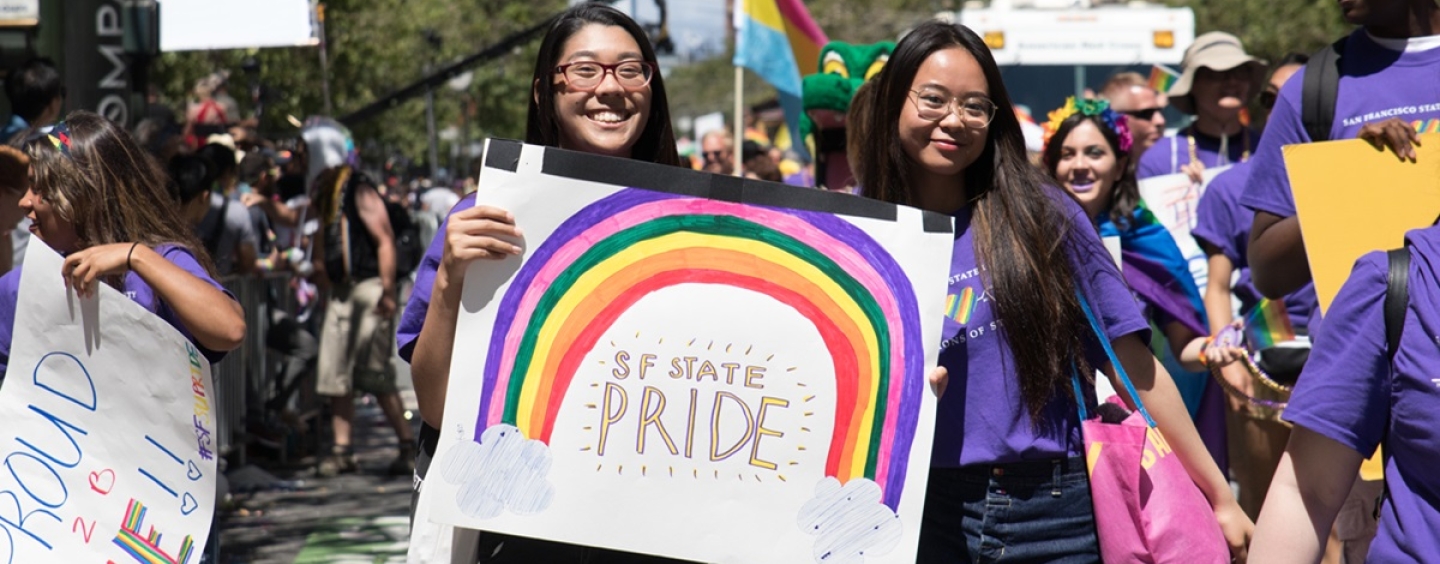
left=398, top=3, right=687, bottom=562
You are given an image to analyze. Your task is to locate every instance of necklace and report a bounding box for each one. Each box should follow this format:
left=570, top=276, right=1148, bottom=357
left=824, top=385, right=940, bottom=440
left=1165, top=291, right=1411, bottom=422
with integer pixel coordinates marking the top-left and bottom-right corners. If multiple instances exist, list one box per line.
left=1187, top=126, right=1250, bottom=168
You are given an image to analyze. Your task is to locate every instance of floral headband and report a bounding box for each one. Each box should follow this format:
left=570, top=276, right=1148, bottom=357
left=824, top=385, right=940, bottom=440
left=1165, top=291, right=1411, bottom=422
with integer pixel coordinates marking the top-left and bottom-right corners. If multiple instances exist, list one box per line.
left=46, top=122, right=73, bottom=158
left=1042, top=97, right=1133, bottom=155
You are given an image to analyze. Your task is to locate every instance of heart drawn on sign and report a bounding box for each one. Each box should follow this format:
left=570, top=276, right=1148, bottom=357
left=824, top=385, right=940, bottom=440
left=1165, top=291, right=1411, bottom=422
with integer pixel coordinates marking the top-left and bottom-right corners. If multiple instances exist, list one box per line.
left=88, top=469, right=116, bottom=495
left=181, top=493, right=199, bottom=516
left=187, top=460, right=203, bottom=481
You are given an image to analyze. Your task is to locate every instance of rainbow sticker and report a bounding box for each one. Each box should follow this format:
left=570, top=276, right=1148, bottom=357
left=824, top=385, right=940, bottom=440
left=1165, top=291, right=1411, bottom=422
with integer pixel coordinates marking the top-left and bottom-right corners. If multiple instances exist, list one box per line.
left=1416, top=118, right=1440, bottom=134
left=476, top=188, right=926, bottom=509
left=945, top=287, right=977, bottom=324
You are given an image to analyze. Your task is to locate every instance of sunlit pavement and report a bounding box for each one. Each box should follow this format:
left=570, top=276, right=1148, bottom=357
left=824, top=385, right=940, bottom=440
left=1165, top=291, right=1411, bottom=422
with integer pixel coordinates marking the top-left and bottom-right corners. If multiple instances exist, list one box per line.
left=217, top=346, right=419, bottom=563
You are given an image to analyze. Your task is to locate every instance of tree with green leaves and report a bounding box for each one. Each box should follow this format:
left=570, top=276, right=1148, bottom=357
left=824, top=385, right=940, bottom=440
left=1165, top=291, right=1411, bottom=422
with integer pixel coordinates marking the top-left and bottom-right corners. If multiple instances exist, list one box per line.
left=1171, top=0, right=1352, bottom=63
left=152, top=0, right=563, bottom=171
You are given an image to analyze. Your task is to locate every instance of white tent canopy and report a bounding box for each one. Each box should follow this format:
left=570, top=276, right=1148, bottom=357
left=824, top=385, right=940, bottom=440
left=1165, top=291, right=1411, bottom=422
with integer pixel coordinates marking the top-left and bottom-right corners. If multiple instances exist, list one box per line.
left=159, top=0, right=316, bottom=52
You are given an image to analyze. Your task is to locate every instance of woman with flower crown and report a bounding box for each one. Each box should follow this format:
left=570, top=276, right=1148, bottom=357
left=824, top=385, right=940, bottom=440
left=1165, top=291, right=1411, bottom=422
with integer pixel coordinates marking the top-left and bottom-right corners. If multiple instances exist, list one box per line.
left=847, top=22, right=1252, bottom=562
left=1041, top=97, right=1233, bottom=468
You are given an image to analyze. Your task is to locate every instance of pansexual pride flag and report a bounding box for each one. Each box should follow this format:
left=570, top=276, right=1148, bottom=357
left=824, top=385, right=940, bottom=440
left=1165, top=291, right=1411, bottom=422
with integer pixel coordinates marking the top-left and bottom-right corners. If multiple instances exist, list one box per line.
left=733, top=0, right=827, bottom=158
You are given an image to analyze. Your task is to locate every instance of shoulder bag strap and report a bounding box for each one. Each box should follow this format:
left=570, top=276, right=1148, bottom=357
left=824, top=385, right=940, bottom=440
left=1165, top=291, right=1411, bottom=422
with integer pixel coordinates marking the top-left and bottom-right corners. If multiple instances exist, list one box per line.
left=1301, top=37, right=1347, bottom=143
left=1384, top=247, right=1410, bottom=362
left=1376, top=245, right=1409, bottom=516
left=203, top=195, right=230, bottom=254
left=1074, top=289, right=1158, bottom=427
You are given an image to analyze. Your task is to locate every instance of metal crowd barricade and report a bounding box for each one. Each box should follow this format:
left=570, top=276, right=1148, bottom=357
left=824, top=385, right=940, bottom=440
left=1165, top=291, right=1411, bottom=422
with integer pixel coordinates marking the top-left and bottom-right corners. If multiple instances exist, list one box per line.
left=212, top=272, right=296, bottom=467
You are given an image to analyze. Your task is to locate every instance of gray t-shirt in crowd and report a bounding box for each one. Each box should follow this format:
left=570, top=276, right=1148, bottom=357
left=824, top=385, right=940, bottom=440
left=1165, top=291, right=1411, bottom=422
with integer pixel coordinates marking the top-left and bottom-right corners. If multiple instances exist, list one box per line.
left=196, top=191, right=259, bottom=276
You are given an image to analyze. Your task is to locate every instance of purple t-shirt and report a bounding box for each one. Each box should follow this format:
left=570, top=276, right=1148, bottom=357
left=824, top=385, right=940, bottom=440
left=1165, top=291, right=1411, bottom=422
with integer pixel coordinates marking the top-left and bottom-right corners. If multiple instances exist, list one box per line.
left=0, top=244, right=231, bottom=377
left=1283, top=225, right=1440, bottom=562
left=1137, top=127, right=1259, bottom=180
left=1241, top=31, right=1440, bottom=219
left=931, top=192, right=1150, bottom=467
left=1192, top=162, right=1317, bottom=329
left=398, top=193, right=477, bottom=362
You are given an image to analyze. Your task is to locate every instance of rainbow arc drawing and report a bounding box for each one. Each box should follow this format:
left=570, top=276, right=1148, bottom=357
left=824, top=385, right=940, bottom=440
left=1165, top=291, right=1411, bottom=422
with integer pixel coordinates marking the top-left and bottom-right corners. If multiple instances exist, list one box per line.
left=475, top=187, right=929, bottom=509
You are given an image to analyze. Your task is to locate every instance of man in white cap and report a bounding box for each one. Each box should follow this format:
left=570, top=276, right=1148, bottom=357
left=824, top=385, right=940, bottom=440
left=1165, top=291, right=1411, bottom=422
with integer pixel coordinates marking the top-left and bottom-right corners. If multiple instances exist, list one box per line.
left=1137, top=32, right=1265, bottom=181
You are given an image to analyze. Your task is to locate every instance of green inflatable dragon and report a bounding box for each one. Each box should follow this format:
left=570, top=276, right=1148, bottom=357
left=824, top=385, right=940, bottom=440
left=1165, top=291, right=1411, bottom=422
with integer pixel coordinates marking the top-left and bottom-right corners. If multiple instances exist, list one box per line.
left=799, top=40, right=894, bottom=191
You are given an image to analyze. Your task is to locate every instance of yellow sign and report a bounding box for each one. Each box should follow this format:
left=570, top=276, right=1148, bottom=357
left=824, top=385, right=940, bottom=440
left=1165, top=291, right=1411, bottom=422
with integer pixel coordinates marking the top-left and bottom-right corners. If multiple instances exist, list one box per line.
left=984, top=31, right=1005, bottom=50
left=1285, top=134, right=1440, bottom=314
left=1153, top=31, right=1175, bottom=49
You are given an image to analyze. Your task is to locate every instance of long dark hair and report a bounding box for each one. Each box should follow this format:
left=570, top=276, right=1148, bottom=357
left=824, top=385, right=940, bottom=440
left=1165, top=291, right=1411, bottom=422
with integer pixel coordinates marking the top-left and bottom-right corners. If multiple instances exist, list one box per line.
left=25, top=111, right=217, bottom=277
left=526, top=3, right=681, bottom=167
left=1042, top=113, right=1140, bottom=230
left=854, top=21, right=1093, bottom=418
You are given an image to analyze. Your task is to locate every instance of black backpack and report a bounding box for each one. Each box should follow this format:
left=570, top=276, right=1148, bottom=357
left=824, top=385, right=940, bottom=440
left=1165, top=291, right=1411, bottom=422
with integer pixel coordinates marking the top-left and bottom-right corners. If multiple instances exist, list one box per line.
left=1374, top=245, right=1409, bottom=517
left=1301, top=37, right=1349, bottom=142
left=387, top=198, right=423, bottom=277
left=1384, top=246, right=1409, bottom=361
left=322, top=168, right=423, bottom=282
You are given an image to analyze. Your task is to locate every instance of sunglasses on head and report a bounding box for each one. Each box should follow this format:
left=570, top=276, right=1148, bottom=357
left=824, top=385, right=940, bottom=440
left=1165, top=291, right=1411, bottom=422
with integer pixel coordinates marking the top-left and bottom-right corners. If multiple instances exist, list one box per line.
left=1121, top=107, right=1163, bottom=121
left=1259, top=91, right=1279, bottom=111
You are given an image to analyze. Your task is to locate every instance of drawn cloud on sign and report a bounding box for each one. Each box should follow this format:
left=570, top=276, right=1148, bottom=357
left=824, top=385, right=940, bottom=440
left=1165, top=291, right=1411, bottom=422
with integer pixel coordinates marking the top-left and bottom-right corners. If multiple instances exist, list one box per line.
left=797, top=477, right=902, bottom=563
left=438, top=424, right=554, bottom=519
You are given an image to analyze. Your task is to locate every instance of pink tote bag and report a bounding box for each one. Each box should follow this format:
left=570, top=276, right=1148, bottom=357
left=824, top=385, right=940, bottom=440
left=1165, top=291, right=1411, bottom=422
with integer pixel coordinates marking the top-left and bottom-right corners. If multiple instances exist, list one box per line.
left=1074, top=292, right=1229, bottom=563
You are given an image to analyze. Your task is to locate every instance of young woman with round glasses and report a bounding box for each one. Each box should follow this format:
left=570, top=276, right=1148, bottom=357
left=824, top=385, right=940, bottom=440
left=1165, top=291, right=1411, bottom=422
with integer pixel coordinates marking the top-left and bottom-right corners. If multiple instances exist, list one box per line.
left=849, top=21, right=1252, bottom=562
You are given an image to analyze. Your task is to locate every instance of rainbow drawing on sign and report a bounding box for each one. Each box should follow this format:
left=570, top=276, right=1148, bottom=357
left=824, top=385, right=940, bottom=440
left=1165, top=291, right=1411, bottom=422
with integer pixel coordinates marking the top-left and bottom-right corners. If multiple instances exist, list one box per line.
left=945, top=288, right=977, bottom=324
left=476, top=188, right=926, bottom=509
left=113, top=499, right=196, bottom=564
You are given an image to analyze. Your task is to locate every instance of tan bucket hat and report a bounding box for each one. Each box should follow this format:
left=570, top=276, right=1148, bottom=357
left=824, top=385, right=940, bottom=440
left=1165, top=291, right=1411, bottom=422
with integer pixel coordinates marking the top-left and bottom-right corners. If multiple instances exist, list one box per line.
left=1168, top=32, right=1265, bottom=114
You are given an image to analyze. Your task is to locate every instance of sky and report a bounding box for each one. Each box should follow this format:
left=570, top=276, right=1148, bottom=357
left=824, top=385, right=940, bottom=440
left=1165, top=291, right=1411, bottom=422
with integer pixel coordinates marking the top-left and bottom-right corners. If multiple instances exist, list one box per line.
left=575, top=0, right=730, bottom=63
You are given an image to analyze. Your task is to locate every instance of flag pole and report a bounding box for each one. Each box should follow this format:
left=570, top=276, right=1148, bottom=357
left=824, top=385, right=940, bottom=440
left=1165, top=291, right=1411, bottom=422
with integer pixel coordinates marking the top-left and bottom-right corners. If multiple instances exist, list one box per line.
left=733, top=66, right=744, bottom=177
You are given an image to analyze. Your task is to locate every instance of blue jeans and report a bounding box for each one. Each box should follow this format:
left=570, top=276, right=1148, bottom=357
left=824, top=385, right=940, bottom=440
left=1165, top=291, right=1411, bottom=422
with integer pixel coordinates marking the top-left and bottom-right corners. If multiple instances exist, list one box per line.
left=918, top=456, right=1099, bottom=564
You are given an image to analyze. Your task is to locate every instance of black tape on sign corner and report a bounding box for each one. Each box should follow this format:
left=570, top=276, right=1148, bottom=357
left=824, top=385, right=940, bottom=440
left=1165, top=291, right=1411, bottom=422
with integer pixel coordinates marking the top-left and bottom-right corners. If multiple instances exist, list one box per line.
left=922, top=211, right=954, bottom=234
left=483, top=139, right=523, bottom=172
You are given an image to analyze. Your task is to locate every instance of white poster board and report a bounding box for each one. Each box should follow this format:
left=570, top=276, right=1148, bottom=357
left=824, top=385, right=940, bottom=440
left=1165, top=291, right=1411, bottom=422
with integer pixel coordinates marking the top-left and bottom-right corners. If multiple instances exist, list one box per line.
left=0, top=242, right=217, bottom=562
left=160, top=0, right=317, bottom=52
left=419, top=140, right=951, bottom=563
left=1136, top=165, right=1230, bottom=291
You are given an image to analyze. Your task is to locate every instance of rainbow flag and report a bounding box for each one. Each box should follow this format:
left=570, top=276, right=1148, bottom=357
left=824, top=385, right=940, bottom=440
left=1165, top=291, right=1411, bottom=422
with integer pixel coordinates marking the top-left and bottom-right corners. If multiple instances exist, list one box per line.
left=1148, top=64, right=1179, bottom=94
left=1244, top=298, right=1296, bottom=349
left=733, top=0, right=827, bottom=160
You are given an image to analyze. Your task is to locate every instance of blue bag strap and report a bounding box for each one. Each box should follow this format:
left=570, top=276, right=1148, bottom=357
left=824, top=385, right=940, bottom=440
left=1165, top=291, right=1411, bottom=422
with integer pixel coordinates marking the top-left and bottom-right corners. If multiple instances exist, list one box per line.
left=1075, top=289, right=1158, bottom=427
left=1071, top=367, right=1090, bottom=422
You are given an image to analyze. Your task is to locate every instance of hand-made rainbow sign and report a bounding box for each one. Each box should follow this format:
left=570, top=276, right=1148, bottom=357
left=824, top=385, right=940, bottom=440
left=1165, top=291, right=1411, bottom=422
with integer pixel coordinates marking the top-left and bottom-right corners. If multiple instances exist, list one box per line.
left=475, top=188, right=925, bottom=509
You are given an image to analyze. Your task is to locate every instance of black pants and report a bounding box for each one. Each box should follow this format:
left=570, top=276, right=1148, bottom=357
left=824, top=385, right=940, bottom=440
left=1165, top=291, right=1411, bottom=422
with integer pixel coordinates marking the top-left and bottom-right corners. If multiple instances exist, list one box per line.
left=264, top=312, right=318, bottom=411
